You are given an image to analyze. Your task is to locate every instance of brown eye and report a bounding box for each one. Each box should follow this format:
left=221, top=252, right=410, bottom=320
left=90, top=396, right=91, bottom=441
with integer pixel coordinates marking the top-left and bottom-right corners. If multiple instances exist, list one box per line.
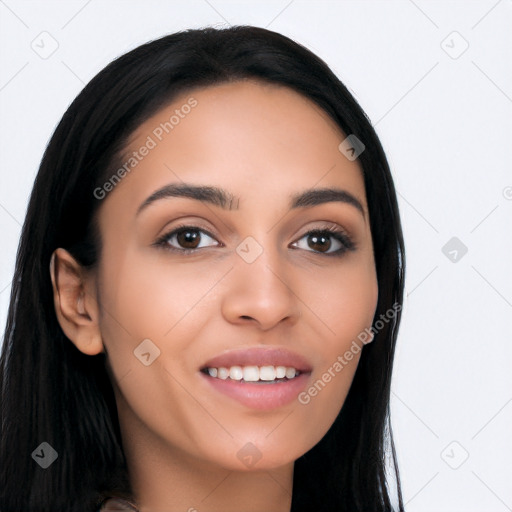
left=291, top=228, right=355, bottom=256
left=157, top=226, right=219, bottom=252
left=307, top=232, right=332, bottom=253
left=176, top=228, right=201, bottom=249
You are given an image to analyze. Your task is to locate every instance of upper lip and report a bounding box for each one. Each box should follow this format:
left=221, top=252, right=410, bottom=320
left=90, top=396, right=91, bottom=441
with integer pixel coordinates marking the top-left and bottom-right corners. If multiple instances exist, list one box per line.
left=201, top=347, right=313, bottom=373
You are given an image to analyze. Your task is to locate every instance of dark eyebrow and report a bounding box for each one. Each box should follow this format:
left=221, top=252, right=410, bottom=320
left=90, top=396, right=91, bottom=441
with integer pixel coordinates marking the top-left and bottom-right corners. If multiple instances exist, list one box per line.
left=136, top=183, right=365, bottom=219
left=137, top=183, right=238, bottom=215
left=290, top=187, right=365, bottom=218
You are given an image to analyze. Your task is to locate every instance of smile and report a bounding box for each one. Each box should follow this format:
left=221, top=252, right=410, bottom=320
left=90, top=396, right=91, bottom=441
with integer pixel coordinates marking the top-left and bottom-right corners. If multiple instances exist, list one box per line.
left=202, top=365, right=300, bottom=382
left=199, top=346, right=313, bottom=410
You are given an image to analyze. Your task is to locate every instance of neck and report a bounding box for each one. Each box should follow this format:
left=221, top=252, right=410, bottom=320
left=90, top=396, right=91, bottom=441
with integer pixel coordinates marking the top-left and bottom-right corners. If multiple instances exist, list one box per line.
left=117, top=398, right=294, bottom=512
left=131, top=461, right=293, bottom=512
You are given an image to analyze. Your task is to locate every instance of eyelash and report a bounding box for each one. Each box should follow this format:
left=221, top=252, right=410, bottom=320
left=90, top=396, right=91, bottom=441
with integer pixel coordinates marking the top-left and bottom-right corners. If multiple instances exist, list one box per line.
left=153, top=223, right=356, bottom=257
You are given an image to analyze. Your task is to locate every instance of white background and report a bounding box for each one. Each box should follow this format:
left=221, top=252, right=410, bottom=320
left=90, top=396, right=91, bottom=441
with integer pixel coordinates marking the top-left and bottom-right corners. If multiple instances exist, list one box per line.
left=1, top=1, right=511, bottom=510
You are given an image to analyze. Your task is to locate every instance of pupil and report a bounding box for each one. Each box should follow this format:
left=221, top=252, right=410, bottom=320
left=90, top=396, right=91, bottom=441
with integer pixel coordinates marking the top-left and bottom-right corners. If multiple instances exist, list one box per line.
left=177, top=229, right=200, bottom=248
left=309, top=233, right=330, bottom=252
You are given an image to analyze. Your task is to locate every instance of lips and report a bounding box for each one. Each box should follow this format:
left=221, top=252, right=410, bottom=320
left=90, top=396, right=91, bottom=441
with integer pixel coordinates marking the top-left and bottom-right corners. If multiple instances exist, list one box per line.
left=199, top=346, right=313, bottom=410
left=200, top=346, right=313, bottom=373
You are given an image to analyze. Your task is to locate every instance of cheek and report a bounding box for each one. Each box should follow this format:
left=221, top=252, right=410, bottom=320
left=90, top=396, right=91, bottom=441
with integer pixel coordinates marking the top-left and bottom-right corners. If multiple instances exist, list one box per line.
left=95, top=252, right=213, bottom=440
left=295, top=259, right=377, bottom=430
left=306, top=257, right=378, bottom=345
left=98, top=248, right=208, bottom=338
left=96, top=248, right=223, bottom=386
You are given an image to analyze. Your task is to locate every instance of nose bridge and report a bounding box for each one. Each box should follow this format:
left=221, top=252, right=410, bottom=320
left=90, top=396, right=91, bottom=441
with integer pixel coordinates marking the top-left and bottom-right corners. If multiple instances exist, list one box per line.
left=236, top=233, right=288, bottom=291
left=221, top=233, right=300, bottom=328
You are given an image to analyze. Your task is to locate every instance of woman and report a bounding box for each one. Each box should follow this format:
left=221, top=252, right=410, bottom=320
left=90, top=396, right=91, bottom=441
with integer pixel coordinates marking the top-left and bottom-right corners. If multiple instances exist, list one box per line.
left=0, top=25, right=405, bottom=512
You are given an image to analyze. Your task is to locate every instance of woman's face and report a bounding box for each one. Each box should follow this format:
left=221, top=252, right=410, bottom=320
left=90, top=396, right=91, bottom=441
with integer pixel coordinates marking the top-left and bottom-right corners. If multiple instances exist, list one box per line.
left=93, top=80, right=378, bottom=472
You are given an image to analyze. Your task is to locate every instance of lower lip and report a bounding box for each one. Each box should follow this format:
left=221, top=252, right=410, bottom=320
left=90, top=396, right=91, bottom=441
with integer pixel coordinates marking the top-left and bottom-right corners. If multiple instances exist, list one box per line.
left=200, top=371, right=311, bottom=411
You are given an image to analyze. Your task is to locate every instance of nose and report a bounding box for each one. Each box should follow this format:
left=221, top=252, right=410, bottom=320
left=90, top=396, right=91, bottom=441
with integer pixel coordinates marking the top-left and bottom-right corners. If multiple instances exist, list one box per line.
left=220, top=242, right=301, bottom=331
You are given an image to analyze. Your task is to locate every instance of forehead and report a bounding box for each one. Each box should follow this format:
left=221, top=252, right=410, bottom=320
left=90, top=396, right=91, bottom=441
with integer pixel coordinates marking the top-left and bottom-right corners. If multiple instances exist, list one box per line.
left=98, top=80, right=366, bottom=219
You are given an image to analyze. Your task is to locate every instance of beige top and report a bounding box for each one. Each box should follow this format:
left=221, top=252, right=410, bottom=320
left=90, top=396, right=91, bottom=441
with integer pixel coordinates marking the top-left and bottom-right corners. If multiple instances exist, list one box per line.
left=98, top=497, right=139, bottom=511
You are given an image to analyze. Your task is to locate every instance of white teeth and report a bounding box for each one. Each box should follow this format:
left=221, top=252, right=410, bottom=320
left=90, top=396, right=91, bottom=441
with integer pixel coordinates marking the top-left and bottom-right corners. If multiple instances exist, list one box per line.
left=285, top=367, right=297, bottom=379
left=229, top=366, right=243, bottom=381
left=243, top=366, right=259, bottom=382
left=217, top=367, right=229, bottom=380
left=276, top=366, right=286, bottom=379
left=205, top=365, right=299, bottom=382
left=259, top=366, right=276, bottom=381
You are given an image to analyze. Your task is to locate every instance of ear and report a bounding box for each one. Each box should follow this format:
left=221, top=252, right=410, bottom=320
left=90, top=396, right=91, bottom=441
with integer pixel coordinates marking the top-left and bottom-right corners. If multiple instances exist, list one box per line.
left=49, top=248, right=104, bottom=355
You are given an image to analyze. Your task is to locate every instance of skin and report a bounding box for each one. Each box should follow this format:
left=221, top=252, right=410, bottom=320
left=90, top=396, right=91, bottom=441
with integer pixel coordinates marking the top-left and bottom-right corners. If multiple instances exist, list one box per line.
left=50, top=80, right=378, bottom=512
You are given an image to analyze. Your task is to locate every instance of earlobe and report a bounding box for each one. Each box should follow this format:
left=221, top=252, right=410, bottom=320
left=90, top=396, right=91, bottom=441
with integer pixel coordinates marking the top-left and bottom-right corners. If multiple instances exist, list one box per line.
left=49, top=248, right=104, bottom=356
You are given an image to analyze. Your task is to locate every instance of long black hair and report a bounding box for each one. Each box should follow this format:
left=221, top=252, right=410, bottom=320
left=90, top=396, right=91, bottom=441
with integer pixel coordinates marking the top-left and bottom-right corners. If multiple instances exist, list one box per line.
left=0, top=25, right=405, bottom=512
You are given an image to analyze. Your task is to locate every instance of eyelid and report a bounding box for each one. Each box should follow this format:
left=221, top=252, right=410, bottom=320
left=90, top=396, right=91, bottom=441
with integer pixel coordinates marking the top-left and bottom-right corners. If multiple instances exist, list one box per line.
left=154, top=221, right=356, bottom=255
